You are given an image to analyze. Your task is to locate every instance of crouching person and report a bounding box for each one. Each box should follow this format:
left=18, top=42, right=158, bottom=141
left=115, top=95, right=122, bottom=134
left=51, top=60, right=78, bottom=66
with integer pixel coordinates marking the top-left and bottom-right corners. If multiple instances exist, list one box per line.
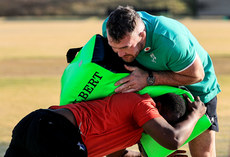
left=5, top=92, right=206, bottom=157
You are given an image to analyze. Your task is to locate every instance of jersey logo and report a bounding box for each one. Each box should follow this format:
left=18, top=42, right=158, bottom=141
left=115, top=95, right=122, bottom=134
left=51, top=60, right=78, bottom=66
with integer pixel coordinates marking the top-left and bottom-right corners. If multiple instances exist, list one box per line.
left=150, top=53, right=156, bottom=63
left=144, top=47, right=151, bottom=52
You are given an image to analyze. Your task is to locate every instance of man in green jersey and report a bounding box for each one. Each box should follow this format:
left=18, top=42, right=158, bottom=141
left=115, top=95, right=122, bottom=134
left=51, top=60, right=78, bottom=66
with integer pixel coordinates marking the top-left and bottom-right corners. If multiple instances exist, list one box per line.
left=102, top=6, right=221, bottom=157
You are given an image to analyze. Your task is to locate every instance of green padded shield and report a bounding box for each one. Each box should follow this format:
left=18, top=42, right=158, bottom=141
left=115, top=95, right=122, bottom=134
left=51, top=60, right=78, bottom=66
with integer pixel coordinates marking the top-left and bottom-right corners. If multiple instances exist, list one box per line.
left=60, top=34, right=211, bottom=156
left=60, top=35, right=194, bottom=105
left=140, top=115, right=211, bottom=157
left=140, top=93, right=211, bottom=156
left=60, top=34, right=129, bottom=105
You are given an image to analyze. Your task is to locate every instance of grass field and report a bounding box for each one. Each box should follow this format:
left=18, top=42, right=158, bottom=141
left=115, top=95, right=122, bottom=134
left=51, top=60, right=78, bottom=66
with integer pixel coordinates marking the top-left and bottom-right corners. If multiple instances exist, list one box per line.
left=0, top=17, right=230, bottom=157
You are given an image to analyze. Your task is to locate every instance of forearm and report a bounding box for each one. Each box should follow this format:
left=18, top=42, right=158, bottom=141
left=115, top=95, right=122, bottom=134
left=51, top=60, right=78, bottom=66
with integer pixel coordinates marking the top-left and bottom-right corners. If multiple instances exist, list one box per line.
left=143, top=112, right=201, bottom=150
left=153, top=71, right=203, bottom=86
left=151, top=56, right=204, bottom=86
left=172, top=112, right=200, bottom=147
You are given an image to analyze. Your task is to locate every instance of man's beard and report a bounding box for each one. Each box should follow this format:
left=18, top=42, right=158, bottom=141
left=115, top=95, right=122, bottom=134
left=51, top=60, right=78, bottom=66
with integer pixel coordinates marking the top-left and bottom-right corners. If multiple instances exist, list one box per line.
left=121, top=41, right=145, bottom=63
left=122, top=55, right=135, bottom=63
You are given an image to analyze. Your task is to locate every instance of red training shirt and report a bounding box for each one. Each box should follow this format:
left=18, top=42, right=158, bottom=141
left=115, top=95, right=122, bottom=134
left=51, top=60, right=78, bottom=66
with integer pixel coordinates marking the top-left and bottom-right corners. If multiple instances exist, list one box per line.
left=50, top=93, right=161, bottom=157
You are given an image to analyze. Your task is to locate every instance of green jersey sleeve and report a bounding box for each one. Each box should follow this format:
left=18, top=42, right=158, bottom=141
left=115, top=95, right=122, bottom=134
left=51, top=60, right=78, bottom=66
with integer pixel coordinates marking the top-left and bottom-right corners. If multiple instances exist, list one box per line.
left=168, top=35, right=197, bottom=72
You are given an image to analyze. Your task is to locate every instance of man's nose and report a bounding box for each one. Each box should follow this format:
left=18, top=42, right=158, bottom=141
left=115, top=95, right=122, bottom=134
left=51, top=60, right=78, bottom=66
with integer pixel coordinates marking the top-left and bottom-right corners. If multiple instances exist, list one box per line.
left=117, top=50, right=126, bottom=57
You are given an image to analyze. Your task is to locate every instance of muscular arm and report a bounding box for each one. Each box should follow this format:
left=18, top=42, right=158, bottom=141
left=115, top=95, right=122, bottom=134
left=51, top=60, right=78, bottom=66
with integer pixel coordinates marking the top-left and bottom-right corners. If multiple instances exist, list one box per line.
left=153, top=56, right=204, bottom=86
left=142, top=96, right=206, bottom=150
left=115, top=56, right=204, bottom=93
left=142, top=112, right=198, bottom=150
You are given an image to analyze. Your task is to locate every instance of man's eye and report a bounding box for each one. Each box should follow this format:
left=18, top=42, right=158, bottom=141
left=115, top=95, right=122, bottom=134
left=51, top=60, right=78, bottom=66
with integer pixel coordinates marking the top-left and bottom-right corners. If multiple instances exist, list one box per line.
left=121, top=47, right=128, bottom=50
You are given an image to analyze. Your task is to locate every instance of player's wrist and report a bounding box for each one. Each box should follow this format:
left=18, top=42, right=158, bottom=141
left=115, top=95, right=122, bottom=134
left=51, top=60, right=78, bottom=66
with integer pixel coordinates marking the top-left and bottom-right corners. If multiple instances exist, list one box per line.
left=187, top=110, right=201, bottom=122
left=146, top=70, right=155, bottom=86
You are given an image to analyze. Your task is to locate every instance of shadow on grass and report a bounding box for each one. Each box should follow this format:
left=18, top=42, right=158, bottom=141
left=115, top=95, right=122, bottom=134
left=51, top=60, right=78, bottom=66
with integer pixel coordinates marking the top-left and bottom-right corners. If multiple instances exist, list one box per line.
left=0, top=142, right=9, bottom=157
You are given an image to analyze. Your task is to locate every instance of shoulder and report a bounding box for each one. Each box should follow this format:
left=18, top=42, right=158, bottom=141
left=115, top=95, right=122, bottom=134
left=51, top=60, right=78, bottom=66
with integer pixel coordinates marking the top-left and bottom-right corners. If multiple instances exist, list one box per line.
left=102, top=17, right=109, bottom=37
left=137, top=11, right=154, bottom=18
left=137, top=11, right=157, bottom=27
left=110, top=93, right=153, bottom=104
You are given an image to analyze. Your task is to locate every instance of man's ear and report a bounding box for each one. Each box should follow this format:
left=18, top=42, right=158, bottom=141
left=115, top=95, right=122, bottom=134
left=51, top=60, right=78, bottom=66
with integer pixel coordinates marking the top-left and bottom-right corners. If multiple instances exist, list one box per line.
left=139, top=30, right=146, bottom=38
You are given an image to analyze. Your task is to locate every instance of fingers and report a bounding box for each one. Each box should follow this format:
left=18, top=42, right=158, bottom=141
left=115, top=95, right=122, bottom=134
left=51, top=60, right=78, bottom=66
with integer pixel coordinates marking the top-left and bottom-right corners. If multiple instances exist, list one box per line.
left=182, top=94, right=192, bottom=103
left=183, top=94, right=201, bottom=103
left=124, top=65, right=137, bottom=72
left=114, top=74, right=132, bottom=93
left=114, top=65, right=137, bottom=89
left=194, top=96, right=200, bottom=101
left=115, top=83, right=136, bottom=93
left=114, top=76, right=130, bottom=86
left=114, top=66, right=145, bottom=93
left=120, top=88, right=136, bottom=93
left=114, top=75, right=137, bottom=93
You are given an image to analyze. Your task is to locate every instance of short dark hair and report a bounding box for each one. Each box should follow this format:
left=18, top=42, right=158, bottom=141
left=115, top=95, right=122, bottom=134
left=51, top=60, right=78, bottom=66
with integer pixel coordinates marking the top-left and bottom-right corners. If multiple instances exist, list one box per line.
left=154, top=93, right=186, bottom=125
left=106, top=6, right=140, bottom=42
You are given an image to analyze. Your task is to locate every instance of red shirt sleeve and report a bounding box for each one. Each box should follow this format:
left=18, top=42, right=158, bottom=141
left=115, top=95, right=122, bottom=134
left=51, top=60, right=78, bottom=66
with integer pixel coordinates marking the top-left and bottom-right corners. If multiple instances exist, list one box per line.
left=132, top=95, right=162, bottom=127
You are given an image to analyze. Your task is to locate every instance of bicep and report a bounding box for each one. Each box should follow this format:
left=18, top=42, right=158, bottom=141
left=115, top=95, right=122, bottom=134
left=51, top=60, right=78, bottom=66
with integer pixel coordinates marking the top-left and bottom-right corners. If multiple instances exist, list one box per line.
left=176, top=55, right=204, bottom=80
